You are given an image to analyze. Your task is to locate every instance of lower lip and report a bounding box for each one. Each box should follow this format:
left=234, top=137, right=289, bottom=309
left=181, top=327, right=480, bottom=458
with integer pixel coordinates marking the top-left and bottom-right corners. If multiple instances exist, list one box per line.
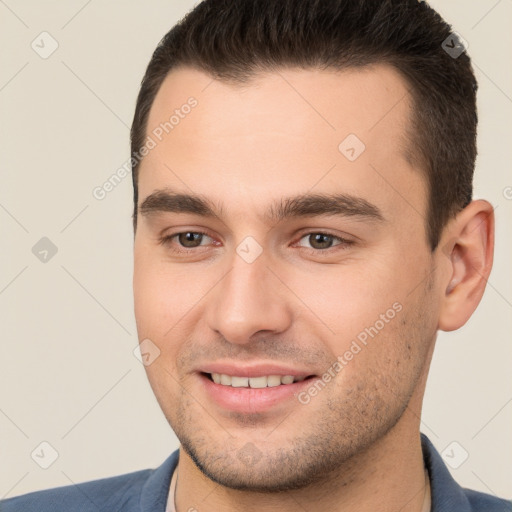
left=199, top=373, right=315, bottom=414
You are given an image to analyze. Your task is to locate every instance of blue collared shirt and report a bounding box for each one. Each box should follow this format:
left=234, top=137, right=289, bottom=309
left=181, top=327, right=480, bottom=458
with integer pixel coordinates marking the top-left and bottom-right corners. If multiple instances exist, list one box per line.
left=1, top=434, right=510, bottom=511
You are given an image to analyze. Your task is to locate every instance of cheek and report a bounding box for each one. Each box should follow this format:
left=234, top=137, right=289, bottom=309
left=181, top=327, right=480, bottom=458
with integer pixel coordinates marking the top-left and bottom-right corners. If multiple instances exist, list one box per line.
left=133, top=255, right=160, bottom=336
left=133, top=254, right=193, bottom=409
left=134, top=248, right=194, bottom=335
left=287, top=261, right=404, bottom=342
left=328, top=306, right=420, bottom=409
left=133, top=252, right=216, bottom=370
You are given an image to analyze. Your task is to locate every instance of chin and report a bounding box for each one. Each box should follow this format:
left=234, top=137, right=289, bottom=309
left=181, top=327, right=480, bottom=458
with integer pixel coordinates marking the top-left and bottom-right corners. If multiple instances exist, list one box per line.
left=183, top=440, right=329, bottom=492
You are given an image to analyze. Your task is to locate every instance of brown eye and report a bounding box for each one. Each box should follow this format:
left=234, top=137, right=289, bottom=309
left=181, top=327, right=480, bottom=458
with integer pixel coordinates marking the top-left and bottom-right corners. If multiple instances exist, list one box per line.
left=307, top=233, right=336, bottom=250
left=177, top=232, right=205, bottom=248
left=297, top=232, right=347, bottom=250
left=158, top=231, right=214, bottom=255
left=294, top=232, right=355, bottom=257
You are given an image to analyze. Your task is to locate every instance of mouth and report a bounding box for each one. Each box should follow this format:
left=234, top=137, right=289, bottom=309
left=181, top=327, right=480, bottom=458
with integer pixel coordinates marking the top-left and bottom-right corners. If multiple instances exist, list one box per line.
left=197, top=368, right=318, bottom=414
left=203, top=372, right=313, bottom=388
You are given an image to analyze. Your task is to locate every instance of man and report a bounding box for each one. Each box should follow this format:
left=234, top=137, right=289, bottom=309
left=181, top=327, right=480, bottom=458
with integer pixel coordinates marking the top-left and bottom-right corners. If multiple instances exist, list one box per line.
left=2, top=0, right=510, bottom=510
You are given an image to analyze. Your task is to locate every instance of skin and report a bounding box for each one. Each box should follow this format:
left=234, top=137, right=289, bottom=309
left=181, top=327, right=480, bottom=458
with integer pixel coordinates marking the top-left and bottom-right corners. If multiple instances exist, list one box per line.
left=133, top=65, right=494, bottom=511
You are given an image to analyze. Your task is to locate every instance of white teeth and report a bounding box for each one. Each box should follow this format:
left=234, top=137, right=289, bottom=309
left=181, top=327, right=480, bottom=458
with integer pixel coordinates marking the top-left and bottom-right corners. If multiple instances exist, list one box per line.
left=210, top=373, right=304, bottom=387
left=220, top=374, right=232, bottom=385
left=231, top=376, right=249, bottom=387
left=249, top=376, right=267, bottom=388
left=267, top=375, right=281, bottom=387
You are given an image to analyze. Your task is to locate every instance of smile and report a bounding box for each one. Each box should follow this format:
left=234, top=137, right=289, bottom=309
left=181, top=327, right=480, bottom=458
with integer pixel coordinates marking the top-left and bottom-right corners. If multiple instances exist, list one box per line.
left=208, top=373, right=307, bottom=388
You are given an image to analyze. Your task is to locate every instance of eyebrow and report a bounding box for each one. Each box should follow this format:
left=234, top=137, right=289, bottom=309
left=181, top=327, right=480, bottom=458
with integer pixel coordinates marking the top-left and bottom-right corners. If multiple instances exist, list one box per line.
left=139, top=189, right=385, bottom=224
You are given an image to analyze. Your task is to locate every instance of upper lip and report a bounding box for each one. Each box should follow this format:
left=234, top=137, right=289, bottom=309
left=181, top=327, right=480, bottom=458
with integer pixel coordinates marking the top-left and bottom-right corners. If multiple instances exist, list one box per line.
left=198, top=362, right=315, bottom=378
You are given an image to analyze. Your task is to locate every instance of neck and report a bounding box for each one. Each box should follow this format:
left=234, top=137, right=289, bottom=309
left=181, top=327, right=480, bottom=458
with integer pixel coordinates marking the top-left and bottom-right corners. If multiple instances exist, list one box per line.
left=174, top=419, right=429, bottom=512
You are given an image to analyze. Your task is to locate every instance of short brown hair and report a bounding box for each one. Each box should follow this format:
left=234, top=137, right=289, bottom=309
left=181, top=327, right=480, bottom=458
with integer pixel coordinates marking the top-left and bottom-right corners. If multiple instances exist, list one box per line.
left=131, top=0, right=477, bottom=250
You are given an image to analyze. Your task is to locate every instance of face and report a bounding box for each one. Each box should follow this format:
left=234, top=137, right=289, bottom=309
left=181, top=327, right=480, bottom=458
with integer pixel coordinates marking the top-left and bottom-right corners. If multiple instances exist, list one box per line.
left=133, top=65, right=441, bottom=491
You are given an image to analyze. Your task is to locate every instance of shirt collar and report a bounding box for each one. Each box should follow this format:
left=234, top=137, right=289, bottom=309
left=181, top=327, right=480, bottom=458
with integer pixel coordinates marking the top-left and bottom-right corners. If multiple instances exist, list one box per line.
left=140, top=450, right=179, bottom=511
left=420, top=433, right=471, bottom=511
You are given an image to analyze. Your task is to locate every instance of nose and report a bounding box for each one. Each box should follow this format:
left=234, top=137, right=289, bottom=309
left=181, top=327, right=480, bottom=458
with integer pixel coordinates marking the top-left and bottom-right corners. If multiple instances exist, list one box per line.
left=205, top=250, right=293, bottom=345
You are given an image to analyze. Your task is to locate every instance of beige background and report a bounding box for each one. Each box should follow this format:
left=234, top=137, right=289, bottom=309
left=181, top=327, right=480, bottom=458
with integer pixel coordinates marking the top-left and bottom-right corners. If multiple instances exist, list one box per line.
left=1, top=0, right=511, bottom=500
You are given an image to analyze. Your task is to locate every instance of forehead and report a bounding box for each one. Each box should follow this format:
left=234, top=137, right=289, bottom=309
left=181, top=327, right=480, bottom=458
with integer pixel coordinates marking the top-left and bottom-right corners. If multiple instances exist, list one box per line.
left=138, top=64, right=425, bottom=226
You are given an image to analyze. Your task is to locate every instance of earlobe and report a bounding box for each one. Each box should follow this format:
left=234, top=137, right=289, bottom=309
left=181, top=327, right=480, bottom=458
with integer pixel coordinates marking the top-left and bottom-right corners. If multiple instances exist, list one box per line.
left=437, top=200, right=495, bottom=332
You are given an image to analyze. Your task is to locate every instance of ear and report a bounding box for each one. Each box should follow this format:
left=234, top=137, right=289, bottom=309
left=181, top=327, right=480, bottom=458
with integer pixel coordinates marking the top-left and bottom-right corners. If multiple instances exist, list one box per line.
left=437, top=200, right=495, bottom=332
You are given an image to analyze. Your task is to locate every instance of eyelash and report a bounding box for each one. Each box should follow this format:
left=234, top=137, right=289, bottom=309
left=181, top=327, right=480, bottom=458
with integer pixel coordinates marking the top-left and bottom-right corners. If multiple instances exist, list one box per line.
left=158, top=230, right=354, bottom=256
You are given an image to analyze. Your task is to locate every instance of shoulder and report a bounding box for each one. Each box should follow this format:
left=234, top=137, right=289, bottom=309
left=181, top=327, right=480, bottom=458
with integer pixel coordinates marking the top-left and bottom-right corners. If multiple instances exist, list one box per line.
left=420, top=433, right=511, bottom=512
left=0, top=468, right=151, bottom=512
left=0, top=451, right=179, bottom=512
left=0, top=469, right=152, bottom=512
left=463, top=488, right=512, bottom=512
